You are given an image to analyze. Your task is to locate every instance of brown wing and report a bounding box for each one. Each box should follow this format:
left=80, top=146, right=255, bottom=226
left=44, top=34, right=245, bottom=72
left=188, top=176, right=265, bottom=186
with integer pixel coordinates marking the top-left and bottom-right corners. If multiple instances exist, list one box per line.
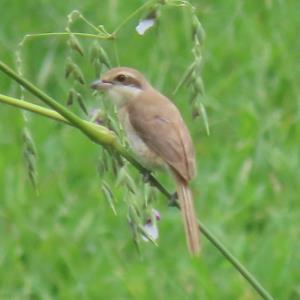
left=128, top=88, right=196, bottom=181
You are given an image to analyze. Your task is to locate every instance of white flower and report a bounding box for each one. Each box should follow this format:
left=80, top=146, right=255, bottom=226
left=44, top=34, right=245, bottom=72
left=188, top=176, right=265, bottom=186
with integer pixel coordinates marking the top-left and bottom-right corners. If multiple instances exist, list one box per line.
left=142, top=209, right=161, bottom=242
left=136, top=19, right=155, bottom=35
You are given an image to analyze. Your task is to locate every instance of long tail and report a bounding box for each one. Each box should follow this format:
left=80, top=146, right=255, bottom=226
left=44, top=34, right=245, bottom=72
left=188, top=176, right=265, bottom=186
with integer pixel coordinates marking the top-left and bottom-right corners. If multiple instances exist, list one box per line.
left=173, top=173, right=201, bottom=256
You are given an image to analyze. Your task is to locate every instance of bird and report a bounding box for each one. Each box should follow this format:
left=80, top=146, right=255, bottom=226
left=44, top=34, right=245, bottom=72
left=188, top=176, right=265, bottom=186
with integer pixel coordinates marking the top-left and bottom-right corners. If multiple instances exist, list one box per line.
left=91, top=67, right=200, bottom=255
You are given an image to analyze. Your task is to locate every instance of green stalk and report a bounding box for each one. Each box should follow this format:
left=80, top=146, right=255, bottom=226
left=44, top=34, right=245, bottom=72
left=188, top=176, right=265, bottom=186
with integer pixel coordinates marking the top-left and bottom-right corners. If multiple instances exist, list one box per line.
left=0, top=94, right=107, bottom=132
left=199, top=222, right=273, bottom=300
left=0, top=94, right=72, bottom=125
left=0, top=61, right=113, bottom=145
left=0, top=61, right=273, bottom=300
left=19, top=32, right=113, bottom=43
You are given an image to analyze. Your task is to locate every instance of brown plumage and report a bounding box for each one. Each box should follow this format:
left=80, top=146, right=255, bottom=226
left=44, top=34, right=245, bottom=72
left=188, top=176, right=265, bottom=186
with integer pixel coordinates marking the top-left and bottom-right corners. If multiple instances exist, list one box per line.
left=91, top=67, right=201, bottom=255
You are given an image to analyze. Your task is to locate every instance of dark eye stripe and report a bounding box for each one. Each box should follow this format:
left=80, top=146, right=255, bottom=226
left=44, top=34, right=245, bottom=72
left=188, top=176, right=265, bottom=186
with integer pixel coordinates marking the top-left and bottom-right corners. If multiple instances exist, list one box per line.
left=115, top=75, right=142, bottom=89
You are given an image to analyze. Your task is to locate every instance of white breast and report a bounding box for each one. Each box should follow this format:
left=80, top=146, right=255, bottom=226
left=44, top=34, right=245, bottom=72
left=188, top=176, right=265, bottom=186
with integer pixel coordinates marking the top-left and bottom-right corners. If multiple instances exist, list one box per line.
left=118, top=107, right=164, bottom=168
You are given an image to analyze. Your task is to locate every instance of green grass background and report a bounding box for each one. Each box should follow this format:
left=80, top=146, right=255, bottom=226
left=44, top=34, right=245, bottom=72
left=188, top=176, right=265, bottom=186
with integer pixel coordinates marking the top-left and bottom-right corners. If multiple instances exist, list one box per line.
left=0, top=0, right=299, bottom=299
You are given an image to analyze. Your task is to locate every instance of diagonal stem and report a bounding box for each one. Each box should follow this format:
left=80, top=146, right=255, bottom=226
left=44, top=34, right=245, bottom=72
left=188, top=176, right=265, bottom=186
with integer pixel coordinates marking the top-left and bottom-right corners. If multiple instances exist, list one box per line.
left=0, top=61, right=273, bottom=300
left=198, top=222, right=273, bottom=300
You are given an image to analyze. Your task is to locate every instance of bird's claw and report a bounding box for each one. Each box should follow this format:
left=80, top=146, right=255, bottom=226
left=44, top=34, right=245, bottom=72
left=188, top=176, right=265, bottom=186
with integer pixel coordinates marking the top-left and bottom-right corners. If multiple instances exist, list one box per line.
left=143, top=171, right=152, bottom=184
left=169, top=192, right=179, bottom=207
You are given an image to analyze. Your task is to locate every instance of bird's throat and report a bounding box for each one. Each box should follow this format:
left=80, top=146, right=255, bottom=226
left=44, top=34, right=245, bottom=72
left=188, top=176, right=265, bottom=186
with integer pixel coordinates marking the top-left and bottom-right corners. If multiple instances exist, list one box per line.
left=107, top=85, right=142, bottom=107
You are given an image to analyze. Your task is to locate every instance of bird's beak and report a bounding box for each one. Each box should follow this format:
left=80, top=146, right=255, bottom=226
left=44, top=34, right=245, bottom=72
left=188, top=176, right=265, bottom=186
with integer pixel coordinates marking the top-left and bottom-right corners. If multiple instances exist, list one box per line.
left=90, top=79, right=113, bottom=90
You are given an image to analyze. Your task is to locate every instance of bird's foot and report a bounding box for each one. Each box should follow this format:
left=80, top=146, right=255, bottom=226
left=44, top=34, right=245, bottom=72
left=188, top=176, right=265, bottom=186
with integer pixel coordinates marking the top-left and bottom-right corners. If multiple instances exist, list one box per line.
left=142, top=171, right=152, bottom=184
left=169, top=192, right=179, bottom=207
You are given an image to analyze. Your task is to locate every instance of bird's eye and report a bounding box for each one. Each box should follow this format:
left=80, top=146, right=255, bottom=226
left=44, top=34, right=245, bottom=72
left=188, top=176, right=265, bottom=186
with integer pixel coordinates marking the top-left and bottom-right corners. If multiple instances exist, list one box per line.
left=116, top=74, right=126, bottom=82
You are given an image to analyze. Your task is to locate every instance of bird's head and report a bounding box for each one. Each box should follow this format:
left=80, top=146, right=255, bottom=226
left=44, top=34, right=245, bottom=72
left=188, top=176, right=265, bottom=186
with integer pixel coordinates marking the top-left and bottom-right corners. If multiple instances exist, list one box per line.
left=91, top=67, right=150, bottom=106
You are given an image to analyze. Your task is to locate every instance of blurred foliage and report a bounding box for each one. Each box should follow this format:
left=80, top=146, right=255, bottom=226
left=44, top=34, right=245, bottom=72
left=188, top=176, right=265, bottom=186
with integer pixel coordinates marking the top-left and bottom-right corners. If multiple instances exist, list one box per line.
left=0, top=0, right=300, bottom=299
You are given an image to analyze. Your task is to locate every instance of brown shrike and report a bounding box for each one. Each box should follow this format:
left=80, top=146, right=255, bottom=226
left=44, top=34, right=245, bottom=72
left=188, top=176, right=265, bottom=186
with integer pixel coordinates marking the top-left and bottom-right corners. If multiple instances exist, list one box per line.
left=91, top=67, right=200, bottom=255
